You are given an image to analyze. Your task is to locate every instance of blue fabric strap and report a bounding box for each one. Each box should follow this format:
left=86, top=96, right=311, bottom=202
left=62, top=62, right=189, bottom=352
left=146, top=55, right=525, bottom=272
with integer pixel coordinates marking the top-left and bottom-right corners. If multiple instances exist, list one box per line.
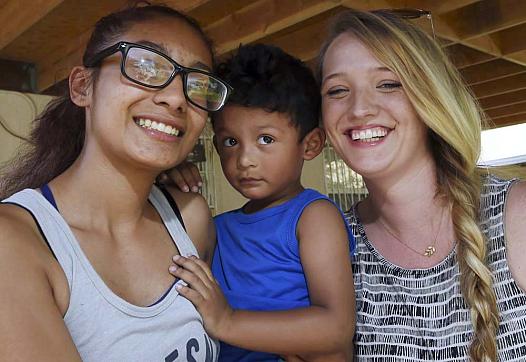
left=40, top=183, right=59, bottom=211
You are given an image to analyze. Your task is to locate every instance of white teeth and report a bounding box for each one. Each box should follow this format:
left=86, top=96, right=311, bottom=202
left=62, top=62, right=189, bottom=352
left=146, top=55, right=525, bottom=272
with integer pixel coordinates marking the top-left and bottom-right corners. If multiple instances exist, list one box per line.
left=135, top=118, right=182, bottom=137
left=351, top=127, right=389, bottom=141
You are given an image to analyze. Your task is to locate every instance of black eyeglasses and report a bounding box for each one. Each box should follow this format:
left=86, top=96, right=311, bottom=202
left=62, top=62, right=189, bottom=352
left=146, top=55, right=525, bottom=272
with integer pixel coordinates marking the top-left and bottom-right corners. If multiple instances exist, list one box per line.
left=84, top=41, right=232, bottom=112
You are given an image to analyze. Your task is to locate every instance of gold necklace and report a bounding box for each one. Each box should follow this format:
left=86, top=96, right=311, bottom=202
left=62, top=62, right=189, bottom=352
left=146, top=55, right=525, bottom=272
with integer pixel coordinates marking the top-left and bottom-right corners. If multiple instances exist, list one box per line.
left=378, top=207, right=446, bottom=257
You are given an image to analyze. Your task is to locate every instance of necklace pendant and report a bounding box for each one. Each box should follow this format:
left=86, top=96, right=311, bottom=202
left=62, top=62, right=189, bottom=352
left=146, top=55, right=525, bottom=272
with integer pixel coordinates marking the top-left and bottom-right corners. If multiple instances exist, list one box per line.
left=424, top=246, right=436, bottom=257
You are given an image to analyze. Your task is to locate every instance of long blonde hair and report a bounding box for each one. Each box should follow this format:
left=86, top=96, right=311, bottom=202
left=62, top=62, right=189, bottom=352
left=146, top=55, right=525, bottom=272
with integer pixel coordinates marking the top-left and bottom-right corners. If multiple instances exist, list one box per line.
left=318, top=9, right=498, bottom=361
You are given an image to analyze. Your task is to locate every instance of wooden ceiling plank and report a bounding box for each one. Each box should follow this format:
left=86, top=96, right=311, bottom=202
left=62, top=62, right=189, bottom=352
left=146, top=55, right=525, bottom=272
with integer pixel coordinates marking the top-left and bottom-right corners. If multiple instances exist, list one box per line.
left=37, top=30, right=91, bottom=92
left=0, top=0, right=64, bottom=50
left=383, top=0, right=481, bottom=15
left=480, top=89, right=526, bottom=110
left=187, top=0, right=262, bottom=27
left=427, top=0, right=482, bottom=15
left=206, top=0, right=358, bottom=55
left=440, top=0, right=526, bottom=40
left=162, top=0, right=216, bottom=13
left=491, top=23, right=526, bottom=55
left=485, top=101, right=526, bottom=118
left=444, top=43, right=496, bottom=69
left=490, top=112, right=526, bottom=127
left=34, top=0, right=215, bottom=91
left=471, top=71, right=526, bottom=99
left=460, top=58, right=524, bottom=85
left=506, top=50, right=526, bottom=64
left=259, top=11, right=336, bottom=62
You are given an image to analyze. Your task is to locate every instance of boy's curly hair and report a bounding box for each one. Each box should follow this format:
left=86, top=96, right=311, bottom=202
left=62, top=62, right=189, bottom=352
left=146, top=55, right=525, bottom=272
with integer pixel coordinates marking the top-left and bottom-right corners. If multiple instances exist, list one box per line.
left=213, top=44, right=320, bottom=140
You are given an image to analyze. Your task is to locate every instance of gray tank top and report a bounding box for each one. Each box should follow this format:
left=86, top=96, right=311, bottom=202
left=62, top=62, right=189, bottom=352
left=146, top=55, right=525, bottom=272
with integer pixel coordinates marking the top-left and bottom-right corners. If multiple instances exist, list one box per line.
left=4, top=186, right=219, bottom=362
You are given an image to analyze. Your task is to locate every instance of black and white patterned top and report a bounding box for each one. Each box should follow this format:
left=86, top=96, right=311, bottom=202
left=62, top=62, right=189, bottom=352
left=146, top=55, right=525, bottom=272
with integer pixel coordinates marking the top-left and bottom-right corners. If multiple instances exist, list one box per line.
left=347, top=175, right=526, bottom=361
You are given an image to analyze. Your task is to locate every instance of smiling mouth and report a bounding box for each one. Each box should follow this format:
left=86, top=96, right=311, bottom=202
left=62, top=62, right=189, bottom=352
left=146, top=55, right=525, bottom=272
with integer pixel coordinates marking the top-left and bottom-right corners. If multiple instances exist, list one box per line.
left=349, top=127, right=389, bottom=143
left=134, top=117, right=184, bottom=137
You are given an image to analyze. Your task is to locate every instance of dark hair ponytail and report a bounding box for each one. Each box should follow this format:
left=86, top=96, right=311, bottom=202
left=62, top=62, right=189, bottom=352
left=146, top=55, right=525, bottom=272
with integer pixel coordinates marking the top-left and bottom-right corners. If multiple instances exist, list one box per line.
left=0, top=4, right=211, bottom=199
left=0, top=96, right=84, bottom=199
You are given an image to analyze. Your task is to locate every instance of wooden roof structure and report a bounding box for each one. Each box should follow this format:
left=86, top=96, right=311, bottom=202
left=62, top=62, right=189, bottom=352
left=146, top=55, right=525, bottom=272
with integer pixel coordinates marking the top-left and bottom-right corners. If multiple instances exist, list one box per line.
left=1, top=0, right=526, bottom=128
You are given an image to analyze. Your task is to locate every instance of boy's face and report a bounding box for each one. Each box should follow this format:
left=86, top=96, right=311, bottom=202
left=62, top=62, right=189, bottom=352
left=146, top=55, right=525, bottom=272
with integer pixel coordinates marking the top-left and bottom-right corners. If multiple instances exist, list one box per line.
left=213, top=105, right=308, bottom=206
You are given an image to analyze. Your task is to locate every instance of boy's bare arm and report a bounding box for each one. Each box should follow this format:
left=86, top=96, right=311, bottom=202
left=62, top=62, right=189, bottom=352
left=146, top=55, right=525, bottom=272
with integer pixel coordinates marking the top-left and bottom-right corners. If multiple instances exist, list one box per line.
left=165, top=186, right=216, bottom=266
left=171, top=199, right=355, bottom=357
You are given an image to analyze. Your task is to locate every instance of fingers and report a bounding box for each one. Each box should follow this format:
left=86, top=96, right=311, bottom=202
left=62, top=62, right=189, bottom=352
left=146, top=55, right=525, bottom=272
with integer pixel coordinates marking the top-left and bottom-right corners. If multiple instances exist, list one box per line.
left=175, top=282, right=205, bottom=306
left=170, top=255, right=215, bottom=292
left=165, top=162, right=203, bottom=193
left=165, top=166, right=190, bottom=192
left=186, top=164, right=203, bottom=191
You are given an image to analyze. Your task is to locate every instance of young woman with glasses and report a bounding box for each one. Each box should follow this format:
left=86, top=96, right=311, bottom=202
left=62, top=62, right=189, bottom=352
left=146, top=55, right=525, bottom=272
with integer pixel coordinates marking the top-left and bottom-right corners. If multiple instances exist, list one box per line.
left=0, top=5, right=230, bottom=361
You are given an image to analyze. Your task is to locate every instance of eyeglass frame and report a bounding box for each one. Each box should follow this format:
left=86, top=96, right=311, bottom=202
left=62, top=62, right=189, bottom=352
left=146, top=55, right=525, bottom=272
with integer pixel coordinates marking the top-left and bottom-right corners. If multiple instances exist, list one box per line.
left=84, top=41, right=233, bottom=112
left=374, top=8, right=436, bottom=41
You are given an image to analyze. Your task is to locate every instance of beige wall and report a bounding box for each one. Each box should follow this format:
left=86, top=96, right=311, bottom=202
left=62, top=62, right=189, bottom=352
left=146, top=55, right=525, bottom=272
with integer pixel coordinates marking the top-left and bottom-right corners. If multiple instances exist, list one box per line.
left=0, top=90, right=327, bottom=213
left=0, top=90, right=54, bottom=167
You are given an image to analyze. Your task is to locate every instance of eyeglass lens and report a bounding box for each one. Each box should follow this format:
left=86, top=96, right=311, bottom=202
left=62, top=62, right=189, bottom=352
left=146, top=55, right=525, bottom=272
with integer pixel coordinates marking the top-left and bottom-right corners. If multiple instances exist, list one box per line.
left=124, top=47, right=228, bottom=111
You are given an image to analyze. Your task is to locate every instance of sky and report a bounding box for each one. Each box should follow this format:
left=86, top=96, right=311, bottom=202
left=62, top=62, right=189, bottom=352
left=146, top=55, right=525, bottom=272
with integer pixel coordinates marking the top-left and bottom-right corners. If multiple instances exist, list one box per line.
left=479, top=123, right=526, bottom=166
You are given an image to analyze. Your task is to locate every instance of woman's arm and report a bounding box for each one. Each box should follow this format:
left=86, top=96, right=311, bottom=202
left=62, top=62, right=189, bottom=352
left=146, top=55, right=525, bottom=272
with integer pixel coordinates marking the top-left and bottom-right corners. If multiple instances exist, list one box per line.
left=0, top=205, right=82, bottom=361
left=171, top=199, right=355, bottom=357
left=166, top=187, right=216, bottom=266
left=504, top=180, right=526, bottom=291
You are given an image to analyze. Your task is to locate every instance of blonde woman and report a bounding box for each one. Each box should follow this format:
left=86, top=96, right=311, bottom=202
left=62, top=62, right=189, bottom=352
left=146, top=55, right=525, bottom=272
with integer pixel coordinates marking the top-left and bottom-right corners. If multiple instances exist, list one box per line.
left=318, top=9, right=526, bottom=361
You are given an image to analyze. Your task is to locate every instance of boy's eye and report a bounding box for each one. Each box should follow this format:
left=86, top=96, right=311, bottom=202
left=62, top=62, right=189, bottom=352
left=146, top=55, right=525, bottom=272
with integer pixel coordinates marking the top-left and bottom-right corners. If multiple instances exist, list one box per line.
left=257, top=135, right=274, bottom=145
left=222, top=137, right=237, bottom=147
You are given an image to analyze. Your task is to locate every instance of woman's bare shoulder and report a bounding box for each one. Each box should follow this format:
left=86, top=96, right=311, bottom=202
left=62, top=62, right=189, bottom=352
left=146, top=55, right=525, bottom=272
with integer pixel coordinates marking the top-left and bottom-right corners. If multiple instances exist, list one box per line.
left=504, top=180, right=526, bottom=290
left=0, top=204, right=80, bottom=360
left=0, top=203, right=59, bottom=275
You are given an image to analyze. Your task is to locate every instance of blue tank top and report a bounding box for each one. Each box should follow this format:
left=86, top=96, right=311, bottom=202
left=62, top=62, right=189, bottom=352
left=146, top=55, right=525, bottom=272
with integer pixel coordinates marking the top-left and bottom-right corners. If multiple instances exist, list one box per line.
left=212, top=189, right=354, bottom=361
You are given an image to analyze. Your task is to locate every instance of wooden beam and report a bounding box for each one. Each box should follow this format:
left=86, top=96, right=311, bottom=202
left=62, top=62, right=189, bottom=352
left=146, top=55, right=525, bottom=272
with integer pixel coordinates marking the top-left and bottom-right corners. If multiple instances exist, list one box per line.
left=162, top=0, right=215, bottom=13
left=0, top=0, right=64, bottom=50
left=427, top=0, right=482, bottom=14
left=479, top=89, right=526, bottom=110
left=34, top=0, right=214, bottom=91
left=385, top=0, right=482, bottom=15
left=444, top=43, right=495, bottom=69
left=188, top=0, right=261, bottom=27
left=37, top=30, right=91, bottom=91
left=460, top=59, right=525, bottom=85
left=491, top=22, right=526, bottom=55
left=206, top=0, right=376, bottom=55
left=440, top=0, right=526, bottom=40
left=37, top=0, right=390, bottom=90
left=259, top=9, right=338, bottom=62
left=471, top=72, right=526, bottom=99
left=490, top=112, right=526, bottom=127
left=423, top=1, right=526, bottom=68
left=485, top=101, right=526, bottom=118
